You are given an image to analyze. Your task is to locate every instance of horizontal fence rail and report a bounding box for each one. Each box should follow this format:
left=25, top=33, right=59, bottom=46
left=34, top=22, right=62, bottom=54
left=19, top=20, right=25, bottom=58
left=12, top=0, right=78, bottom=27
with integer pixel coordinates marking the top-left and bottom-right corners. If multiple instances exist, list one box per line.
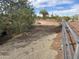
left=62, top=20, right=79, bottom=59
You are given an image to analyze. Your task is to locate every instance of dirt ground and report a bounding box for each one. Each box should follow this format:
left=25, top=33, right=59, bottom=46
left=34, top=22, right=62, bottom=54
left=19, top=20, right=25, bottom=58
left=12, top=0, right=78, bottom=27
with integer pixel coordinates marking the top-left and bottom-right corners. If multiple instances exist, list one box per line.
left=34, top=20, right=60, bottom=26
left=52, top=33, right=64, bottom=59
left=69, top=21, right=79, bottom=35
left=0, top=20, right=62, bottom=59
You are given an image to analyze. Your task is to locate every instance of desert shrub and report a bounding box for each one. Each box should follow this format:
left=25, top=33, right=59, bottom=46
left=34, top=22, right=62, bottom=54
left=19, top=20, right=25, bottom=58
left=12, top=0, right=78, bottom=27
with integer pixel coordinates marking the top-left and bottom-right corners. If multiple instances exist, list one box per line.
left=0, top=0, right=35, bottom=36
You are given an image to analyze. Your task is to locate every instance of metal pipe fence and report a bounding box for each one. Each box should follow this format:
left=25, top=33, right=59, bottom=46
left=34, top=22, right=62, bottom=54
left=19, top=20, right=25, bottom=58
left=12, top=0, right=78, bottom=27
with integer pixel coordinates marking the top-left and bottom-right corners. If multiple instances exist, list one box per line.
left=62, top=20, right=79, bottom=59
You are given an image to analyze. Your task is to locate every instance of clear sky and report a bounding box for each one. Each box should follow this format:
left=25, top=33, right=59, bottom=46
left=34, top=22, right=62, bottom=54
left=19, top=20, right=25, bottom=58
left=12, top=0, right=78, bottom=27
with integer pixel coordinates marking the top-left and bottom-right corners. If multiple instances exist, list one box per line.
left=29, top=0, right=79, bottom=16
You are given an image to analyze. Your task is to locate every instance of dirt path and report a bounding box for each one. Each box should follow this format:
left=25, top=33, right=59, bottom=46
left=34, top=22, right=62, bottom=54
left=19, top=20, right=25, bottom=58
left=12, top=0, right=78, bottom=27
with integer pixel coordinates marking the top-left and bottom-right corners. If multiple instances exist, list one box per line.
left=0, top=20, right=61, bottom=59
left=0, top=34, right=57, bottom=59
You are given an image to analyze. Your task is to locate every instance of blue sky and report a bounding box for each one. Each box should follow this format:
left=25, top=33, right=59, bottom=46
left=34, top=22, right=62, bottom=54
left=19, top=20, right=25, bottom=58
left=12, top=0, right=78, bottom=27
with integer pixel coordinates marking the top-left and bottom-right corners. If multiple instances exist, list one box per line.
left=29, top=0, right=79, bottom=16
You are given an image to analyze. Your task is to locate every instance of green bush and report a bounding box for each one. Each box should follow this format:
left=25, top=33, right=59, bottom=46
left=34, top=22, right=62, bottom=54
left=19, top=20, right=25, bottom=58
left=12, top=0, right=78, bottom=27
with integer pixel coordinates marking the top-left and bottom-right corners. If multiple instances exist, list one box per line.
left=11, top=8, right=35, bottom=34
left=0, top=0, right=35, bottom=35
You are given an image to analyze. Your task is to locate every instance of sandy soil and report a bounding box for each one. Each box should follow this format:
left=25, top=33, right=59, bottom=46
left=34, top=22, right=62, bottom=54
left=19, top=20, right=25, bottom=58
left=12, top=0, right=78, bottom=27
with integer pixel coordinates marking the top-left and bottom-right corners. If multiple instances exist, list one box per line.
left=0, top=34, right=57, bottom=59
left=69, top=21, right=79, bottom=35
left=52, top=33, right=64, bottom=59
left=0, top=20, right=61, bottom=59
left=35, top=20, right=60, bottom=26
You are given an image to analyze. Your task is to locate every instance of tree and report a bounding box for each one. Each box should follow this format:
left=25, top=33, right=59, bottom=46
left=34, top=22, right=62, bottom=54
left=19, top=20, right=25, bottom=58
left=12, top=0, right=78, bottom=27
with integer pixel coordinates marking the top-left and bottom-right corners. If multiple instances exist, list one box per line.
left=62, top=16, right=71, bottom=21
left=40, top=9, right=48, bottom=19
left=51, top=14, right=61, bottom=21
left=0, top=0, right=35, bottom=35
left=72, top=15, right=79, bottom=21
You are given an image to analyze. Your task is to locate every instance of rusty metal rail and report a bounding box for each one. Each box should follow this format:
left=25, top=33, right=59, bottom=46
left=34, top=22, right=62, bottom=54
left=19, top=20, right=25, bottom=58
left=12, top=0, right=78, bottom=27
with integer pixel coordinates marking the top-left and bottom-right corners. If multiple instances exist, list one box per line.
left=62, top=20, right=79, bottom=59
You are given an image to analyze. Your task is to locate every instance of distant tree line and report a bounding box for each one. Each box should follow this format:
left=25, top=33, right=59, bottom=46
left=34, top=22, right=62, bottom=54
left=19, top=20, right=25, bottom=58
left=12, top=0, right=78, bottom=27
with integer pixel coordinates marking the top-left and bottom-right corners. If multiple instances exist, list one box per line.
left=35, top=9, right=79, bottom=22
